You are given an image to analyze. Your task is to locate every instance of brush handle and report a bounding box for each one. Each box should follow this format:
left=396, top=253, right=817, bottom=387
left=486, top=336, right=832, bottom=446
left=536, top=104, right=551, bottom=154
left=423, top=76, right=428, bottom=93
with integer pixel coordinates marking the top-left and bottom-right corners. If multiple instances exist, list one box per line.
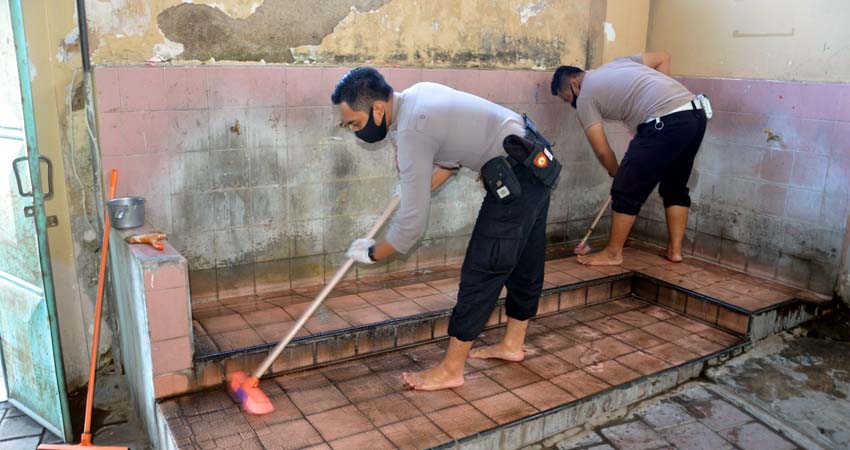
left=252, top=195, right=402, bottom=378
left=82, top=169, right=118, bottom=443
left=579, top=196, right=611, bottom=245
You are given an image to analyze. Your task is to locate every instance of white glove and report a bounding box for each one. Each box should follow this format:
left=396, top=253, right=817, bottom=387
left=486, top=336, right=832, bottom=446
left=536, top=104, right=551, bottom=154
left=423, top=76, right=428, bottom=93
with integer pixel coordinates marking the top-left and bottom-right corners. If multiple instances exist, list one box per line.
left=346, top=238, right=376, bottom=264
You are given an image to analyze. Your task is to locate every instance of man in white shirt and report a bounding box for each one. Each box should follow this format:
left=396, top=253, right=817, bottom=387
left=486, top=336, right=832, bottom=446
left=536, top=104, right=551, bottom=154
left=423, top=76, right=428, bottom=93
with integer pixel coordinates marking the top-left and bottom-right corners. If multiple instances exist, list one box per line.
left=334, top=67, right=557, bottom=390
left=551, top=52, right=708, bottom=265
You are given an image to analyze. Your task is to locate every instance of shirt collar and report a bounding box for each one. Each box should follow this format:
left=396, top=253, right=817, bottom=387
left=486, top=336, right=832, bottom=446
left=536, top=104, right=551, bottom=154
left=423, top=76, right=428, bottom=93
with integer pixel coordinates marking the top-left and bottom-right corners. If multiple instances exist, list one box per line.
left=389, top=91, right=402, bottom=132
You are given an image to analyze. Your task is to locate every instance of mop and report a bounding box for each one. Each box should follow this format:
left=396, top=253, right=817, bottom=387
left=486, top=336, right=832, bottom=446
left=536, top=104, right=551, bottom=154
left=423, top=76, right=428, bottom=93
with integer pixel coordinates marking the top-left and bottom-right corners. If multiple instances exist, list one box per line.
left=574, top=196, right=611, bottom=255
left=228, top=195, right=401, bottom=415
left=40, top=170, right=128, bottom=449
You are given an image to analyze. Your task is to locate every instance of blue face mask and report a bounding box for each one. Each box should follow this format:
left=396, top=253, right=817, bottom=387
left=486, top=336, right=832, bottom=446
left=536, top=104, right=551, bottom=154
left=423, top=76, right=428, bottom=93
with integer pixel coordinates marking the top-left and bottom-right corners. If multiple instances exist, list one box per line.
left=354, top=107, right=388, bottom=143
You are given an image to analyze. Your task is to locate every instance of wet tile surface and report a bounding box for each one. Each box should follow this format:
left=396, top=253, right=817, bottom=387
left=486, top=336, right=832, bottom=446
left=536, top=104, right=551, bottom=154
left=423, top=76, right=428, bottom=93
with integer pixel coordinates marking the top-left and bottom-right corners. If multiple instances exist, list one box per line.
left=191, top=247, right=813, bottom=357
left=163, top=297, right=743, bottom=449
left=554, top=383, right=801, bottom=450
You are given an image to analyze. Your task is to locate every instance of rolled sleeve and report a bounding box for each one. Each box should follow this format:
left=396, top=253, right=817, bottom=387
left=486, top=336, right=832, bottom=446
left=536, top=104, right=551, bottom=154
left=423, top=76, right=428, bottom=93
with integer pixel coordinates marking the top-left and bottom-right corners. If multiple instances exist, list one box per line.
left=385, top=130, right=438, bottom=254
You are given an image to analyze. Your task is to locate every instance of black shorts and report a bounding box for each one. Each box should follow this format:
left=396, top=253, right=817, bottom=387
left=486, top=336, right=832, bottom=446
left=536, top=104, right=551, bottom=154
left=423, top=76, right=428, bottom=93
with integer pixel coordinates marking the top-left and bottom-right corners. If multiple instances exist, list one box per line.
left=611, top=108, right=708, bottom=215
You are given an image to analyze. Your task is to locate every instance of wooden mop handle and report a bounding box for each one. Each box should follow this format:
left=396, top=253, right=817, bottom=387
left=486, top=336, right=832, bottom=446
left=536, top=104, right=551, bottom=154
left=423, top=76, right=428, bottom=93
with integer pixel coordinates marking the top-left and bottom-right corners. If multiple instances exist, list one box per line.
left=580, top=196, right=612, bottom=243
left=252, top=195, right=402, bottom=378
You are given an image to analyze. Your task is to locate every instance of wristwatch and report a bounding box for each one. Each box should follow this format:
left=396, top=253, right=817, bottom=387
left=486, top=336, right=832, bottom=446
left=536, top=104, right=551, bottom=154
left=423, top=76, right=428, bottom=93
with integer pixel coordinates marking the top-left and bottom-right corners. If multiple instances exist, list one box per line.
left=367, top=245, right=377, bottom=262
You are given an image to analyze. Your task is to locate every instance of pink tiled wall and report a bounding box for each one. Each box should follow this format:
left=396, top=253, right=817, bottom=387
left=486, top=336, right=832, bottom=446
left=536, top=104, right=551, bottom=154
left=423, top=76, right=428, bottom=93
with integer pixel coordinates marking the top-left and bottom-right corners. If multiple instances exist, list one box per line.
left=94, top=65, right=605, bottom=301
left=93, top=66, right=850, bottom=297
left=132, top=242, right=194, bottom=379
left=629, top=77, right=850, bottom=293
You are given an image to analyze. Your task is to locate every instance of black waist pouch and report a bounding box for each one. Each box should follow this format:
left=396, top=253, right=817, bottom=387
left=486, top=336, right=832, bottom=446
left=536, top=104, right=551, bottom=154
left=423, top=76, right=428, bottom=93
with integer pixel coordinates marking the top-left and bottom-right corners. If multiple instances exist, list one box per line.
left=480, top=156, right=522, bottom=203
left=502, top=115, right=562, bottom=188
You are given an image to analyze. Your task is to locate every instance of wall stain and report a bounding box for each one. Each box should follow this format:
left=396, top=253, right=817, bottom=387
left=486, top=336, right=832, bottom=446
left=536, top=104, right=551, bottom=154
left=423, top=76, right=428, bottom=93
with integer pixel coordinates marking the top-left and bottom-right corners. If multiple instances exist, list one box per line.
left=331, top=150, right=355, bottom=179
left=157, top=0, right=389, bottom=63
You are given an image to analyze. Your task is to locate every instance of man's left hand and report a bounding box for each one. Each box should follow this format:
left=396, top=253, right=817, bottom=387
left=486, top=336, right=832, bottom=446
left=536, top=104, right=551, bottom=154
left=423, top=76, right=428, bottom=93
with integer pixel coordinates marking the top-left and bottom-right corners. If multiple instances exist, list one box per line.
left=346, top=238, right=376, bottom=264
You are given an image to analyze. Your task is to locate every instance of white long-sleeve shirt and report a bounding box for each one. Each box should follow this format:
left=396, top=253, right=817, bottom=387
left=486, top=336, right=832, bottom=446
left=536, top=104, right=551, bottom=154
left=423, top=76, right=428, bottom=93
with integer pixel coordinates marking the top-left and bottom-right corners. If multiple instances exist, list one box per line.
left=386, top=82, right=525, bottom=253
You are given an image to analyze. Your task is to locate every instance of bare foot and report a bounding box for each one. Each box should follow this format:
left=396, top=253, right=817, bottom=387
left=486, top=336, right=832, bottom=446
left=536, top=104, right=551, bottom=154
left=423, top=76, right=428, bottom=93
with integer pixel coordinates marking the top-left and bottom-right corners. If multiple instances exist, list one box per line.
left=402, top=365, right=464, bottom=391
left=666, top=246, right=683, bottom=263
left=469, top=343, right=525, bottom=362
left=576, top=248, right=623, bottom=266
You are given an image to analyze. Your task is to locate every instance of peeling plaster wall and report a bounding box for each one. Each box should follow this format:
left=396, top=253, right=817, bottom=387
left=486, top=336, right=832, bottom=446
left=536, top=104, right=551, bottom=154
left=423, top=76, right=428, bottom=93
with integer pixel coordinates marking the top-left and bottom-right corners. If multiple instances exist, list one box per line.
left=290, top=0, right=588, bottom=68
left=85, top=0, right=591, bottom=69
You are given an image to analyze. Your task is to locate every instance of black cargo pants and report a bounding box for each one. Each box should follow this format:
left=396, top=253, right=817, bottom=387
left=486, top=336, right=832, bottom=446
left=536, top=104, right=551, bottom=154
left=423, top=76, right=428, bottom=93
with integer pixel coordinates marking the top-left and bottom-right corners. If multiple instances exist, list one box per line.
left=448, top=163, right=551, bottom=341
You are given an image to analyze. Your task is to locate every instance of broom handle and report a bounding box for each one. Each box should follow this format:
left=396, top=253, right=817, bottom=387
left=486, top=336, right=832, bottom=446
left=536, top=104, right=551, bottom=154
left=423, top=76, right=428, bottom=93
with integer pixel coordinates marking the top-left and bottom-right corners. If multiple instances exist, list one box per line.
left=579, top=196, right=611, bottom=244
left=81, top=169, right=117, bottom=444
left=252, top=195, right=401, bottom=378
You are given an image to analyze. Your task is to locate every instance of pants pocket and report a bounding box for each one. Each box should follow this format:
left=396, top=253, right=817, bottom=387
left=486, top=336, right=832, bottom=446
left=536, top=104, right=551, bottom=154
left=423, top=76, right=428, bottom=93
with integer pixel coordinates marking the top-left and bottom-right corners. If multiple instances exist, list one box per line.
left=470, top=219, right=523, bottom=273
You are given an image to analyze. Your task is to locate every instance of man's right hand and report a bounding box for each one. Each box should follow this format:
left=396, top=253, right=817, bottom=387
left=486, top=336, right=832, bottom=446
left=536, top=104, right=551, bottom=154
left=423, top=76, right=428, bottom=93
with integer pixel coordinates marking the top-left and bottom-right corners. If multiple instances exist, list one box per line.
left=346, top=238, right=375, bottom=264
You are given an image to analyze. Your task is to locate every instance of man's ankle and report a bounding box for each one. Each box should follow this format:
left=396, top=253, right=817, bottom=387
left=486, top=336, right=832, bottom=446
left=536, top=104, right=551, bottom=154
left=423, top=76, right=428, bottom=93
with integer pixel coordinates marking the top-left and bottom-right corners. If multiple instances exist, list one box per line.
left=604, top=246, right=623, bottom=257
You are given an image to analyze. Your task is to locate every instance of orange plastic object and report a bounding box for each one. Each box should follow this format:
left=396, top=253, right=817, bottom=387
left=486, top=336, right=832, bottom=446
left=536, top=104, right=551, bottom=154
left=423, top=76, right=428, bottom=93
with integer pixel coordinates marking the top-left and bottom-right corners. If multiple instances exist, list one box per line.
left=227, top=371, right=274, bottom=415
left=125, top=232, right=167, bottom=251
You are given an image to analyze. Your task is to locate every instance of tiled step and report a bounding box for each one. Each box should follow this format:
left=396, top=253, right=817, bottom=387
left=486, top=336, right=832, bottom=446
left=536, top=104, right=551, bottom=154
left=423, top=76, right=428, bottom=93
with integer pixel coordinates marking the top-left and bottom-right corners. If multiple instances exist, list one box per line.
left=155, top=296, right=747, bottom=450
left=168, top=272, right=632, bottom=400
left=624, top=245, right=835, bottom=340
left=160, top=247, right=833, bottom=401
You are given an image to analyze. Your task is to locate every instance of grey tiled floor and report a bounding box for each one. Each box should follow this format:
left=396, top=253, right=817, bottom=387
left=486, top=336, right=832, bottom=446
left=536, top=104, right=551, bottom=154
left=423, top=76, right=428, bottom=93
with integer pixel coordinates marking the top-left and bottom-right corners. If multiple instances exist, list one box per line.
left=0, top=403, right=62, bottom=449
left=552, top=383, right=800, bottom=450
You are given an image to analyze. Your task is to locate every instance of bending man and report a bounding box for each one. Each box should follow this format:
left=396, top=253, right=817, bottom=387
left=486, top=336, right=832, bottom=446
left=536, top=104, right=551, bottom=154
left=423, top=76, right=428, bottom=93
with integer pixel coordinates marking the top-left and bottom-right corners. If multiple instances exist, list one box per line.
left=551, top=52, right=709, bottom=265
left=333, top=67, right=559, bottom=390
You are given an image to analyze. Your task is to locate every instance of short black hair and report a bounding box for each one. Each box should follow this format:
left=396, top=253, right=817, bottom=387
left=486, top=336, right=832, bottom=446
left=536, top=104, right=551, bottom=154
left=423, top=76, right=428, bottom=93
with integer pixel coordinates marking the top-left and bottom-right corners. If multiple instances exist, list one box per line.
left=550, top=66, right=584, bottom=96
left=331, top=67, right=394, bottom=112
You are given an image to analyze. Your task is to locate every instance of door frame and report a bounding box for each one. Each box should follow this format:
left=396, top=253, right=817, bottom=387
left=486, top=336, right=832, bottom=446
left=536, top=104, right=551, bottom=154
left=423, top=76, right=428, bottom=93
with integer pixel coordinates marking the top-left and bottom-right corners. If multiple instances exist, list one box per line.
left=5, top=0, right=73, bottom=441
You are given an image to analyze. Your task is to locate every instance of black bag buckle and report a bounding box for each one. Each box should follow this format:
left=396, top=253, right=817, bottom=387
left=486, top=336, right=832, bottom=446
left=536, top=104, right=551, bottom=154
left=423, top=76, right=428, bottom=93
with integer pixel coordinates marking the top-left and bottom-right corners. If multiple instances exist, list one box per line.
left=502, top=116, right=562, bottom=189
left=480, top=156, right=522, bottom=203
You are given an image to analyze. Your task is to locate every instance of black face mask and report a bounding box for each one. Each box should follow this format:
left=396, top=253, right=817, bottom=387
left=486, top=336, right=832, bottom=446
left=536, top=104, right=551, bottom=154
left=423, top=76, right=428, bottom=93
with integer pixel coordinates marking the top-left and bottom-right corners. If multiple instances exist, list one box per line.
left=354, top=107, right=388, bottom=143
left=570, top=84, right=579, bottom=109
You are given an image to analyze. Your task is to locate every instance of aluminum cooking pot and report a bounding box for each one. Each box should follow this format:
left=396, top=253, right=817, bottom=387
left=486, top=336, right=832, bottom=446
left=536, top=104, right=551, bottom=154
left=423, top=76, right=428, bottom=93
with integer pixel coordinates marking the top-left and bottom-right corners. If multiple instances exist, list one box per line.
left=107, top=197, right=146, bottom=229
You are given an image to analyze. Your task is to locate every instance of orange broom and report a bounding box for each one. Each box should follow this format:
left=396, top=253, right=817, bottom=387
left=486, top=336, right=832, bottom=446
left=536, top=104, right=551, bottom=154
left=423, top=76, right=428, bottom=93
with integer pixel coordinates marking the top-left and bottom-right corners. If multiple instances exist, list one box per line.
left=228, top=195, right=401, bottom=415
left=40, top=169, right=128, bottom=450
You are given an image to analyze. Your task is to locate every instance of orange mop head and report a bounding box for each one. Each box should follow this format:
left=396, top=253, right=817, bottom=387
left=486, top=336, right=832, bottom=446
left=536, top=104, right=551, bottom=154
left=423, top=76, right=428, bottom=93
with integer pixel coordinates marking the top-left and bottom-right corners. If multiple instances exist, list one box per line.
left=574, top=240, right=592, bottom=255
left=227, top=371, right=274, bottom=415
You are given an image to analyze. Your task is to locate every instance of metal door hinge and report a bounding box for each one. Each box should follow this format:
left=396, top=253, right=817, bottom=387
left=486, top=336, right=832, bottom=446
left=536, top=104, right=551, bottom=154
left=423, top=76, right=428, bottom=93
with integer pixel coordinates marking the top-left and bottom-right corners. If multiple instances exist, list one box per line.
left=23, top=206, right=58, bottom=227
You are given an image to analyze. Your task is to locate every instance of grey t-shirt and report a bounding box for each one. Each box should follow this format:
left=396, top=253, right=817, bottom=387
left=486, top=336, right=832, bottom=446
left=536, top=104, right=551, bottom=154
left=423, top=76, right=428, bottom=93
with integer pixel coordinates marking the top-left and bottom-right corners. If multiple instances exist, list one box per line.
left=386, top=82, right=525, bottom=254
left=576, top=54, right=695, bottom=132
